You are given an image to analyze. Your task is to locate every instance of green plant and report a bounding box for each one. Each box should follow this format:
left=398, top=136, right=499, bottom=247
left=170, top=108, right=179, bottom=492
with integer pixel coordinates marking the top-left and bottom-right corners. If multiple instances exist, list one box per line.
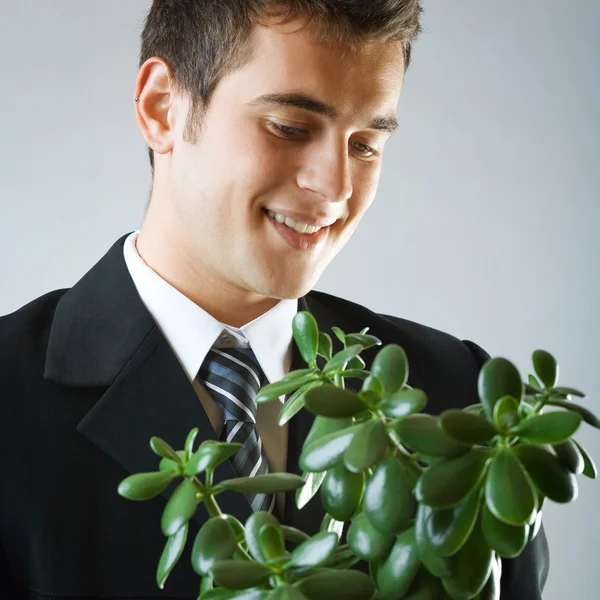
left=118, top=312, right=597, bottom=599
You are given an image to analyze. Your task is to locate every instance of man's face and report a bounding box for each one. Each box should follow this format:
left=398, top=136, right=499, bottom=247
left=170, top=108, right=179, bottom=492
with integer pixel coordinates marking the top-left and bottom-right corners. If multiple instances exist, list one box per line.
left=165, top=19, right=404, bottom=302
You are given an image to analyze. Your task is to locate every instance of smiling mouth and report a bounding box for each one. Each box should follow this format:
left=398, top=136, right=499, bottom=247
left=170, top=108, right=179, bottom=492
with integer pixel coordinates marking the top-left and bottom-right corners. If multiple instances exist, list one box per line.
left=261, top=208, right=331, bottom=235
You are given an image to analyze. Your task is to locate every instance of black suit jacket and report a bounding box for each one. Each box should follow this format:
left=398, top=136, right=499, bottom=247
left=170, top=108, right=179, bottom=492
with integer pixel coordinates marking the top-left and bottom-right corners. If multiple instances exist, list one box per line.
left=0, top=233, right=549, bottom=599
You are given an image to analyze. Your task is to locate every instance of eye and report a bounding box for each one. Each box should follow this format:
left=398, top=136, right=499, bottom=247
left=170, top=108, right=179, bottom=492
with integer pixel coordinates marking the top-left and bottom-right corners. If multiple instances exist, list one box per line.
left=266, top=121, right=380, bottom=159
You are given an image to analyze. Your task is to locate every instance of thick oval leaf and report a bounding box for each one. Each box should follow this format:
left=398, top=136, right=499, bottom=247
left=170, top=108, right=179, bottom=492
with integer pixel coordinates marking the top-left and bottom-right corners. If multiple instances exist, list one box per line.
left=532, top=349, right=558, bottom=388
left=426, top=488, right=481, bottom=557
left=259, top=524, right=285, bottom=561
left=322, top=545, right=360, bottom=570
left=159, top=451, right=186, bottom=474
left=485, top=449, right=536, bottom=526
left=477, top=554, right=502, bottom=600
left=288, top=531, right=338, bottom=570
left=509, top=411, right=582, bottom=444
left=256, top=373, right=321, bottom=404
left=184, top=428, right=199, bottom=461
left=161, top=479, right=198, bottom=536
left=304, top=385, right=366, bottom=418
left=280, top=525, right=311, bottom=545
left=185, top=443, right=243, bottom=476
left=370, top=344, right=409, bottom=396
left=380, top=389, right=428, bottom=419
left=414, top=504, right=452, bottom=578
left=481, top=504, right=529, bottom=558
left=318, top=331, right=333, bottom=361
left=344, top=420, right=389, bottom=473
left=323, top=344, right=364, bottom=374
left=270, top=585, right=308, bottom=600
left=300, top=425, right=359, bottom=472
left=295, top=570, right=375, bottom=600
left=218, top=473, right=305, bottom=494
left=478, top=357, right=523, bottom=421
left=547, top=399, right=600, bottom=429
left=361, top=374, right=384, bottom=397
left=513, top=444, right=578, bottom=503
left=118, top=470, right=177, bottom=501
left=293, top=311, right=319, bottom=367
left=347, top=513, right=395, bottom=562
left=390, top=414, right=468, bottom=458
left=573, top=439, right=597, bottom=479
left=363, top=456, right=415, bottom=534
left=244, top=512, right=279, bottom=563
left=439, top=409, right=497, bottom=445
left=320, top=513, right=345, bottom=538
left=553, top=386, right=586, bottom=399
left=376, top=527, right=421, bottom=597
left=441, top=523, right=493, bottom=599
left=415, top=449, right=491, bottom=509
left=344, top=333, right=382, bottom=351
left=211, top=560, right=271, bottom=590
left=279, top=381, right=323, bottom=426
left=191, top=517, right=237, bottom=576
left=493, top=395, right=520, bottom=432
left=296, top=470, right=327, bottom=510
left=303, top=416, right=353, bottom=449
left=321, top=464, right=364, bottom=521
left=157, top=522, right=188, bottom=589
left=331, top=326, right=346, bottom=345
left=150, top=437, right=182, bottom=463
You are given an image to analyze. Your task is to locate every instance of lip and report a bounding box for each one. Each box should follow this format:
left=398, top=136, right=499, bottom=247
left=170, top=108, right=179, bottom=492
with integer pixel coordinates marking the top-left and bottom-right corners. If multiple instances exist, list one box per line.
left=264, top=210, right=330, bottom=251
left=263, top=208, right=338, bottom=228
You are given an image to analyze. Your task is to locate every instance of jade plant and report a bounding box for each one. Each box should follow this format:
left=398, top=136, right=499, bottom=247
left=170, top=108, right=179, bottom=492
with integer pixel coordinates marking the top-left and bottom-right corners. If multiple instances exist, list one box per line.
left=118, top=311, right=598, bottom=599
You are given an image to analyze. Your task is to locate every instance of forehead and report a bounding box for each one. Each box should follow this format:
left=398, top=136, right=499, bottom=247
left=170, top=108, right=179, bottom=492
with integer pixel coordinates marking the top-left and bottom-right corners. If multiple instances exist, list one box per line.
left=227, top=17, right=405, bottom=119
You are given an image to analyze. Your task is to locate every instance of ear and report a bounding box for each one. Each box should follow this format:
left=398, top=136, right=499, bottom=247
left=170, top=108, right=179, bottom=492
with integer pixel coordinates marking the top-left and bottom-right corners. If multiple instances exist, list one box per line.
left=133, top=57, right=177, bottom=157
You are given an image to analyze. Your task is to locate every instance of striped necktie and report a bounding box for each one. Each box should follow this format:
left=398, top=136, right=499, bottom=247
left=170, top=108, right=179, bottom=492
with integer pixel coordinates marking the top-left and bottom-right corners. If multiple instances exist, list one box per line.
left=197, top=345, right=275, bottom=513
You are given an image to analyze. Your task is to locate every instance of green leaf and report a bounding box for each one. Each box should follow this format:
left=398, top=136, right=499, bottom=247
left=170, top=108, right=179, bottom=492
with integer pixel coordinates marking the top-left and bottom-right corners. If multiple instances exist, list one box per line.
left=304, top=385, right=366, bottom=418
left=150, top=437, right=182, bottom=463
left=320, top=513, right=345, bottom=538
left=402, top=567, right=441, bottom=600
left=217, top=473, right=305, bottom=494
left=363, top=456, right=415, bottom=535
left=532, top=349, right=558, bottom=388
left=303, top=416, right=353, bottom=449
left=376, top=527, right=421, bottom=597
left=344, top=333, right=382, bottom=351
left=318, top=331, right=333, bottom=361
left=185, top=443, right=243, bottom=476
left=439, top=409, right=497, bottom=445
left=331, top=326, right=346, bottom=345
left=259, top=524, right=286, bottom=561
left=390, top=414, right=468, bottom=458
left=200, top=588, right=271, bottom=600
left=360, top=374, right=384, bottom=397
left=159, top=451, right=185, bottom=474
left=184, top=428, right=199, bottom=461
left=279, top=381, right=323, bottom=426
left=321, top=464, right=364, bottom=521
left=288, top=531, right=338, bottom=570
left=414, top=504, right=452, bottom=578
left=344, top=420, right=389, bottom=473
left=295, top=570, right=375, bottom=600
left=493, top=395, right=520, bottom=432
left=293, top=312, right=320, bottom=367
left=415, top=449, right=491, bottom=509
left=513, top=444, right=578, bottom=503
left=157, top=522, right=188, bottom=589
left=546, top=399, right=600, bottom=429
left=211, top=560, right=271, bottom=590
left=485, top=449, right=535, bottom=526
left=477, top=554, right=502, bottom=600
left=296, top=470, right=327, bottom=510
left=528, top=374, right=542, bottom=391
left=509, top=411, right=582, bottom=443
left=117, top=470, right=177, bottom=501
left=270, top=585, right=308, bottom=600
left=300, top=425, right=359, bottom=472
left=256, top=373, right=321, bottom=404
left=244, top=512, right=280, bottom=563
left=426, top=488, right=481, bottom=557
left=370, top=344, right=409, bottom=396
left=280, top=525, right=311, bottom=545
left=553, top=386, right=586, bottom=398
left=347, top=512, right=395, bottom=562
left=380, top=388, right=428, bottom=419
left=553, top=439, right=584, bottom=474
left=481, top=503, right=529, bottom=559
left=478, top=357, right=523, bottom=421
left=191, top=517, right=237, bottom=576
left=573, top=439, right=597, bottom=479
left=441, top=522, right=493, bottom=599
left=161, top=479, right=198, bottom=536
left=322, top=545, right=360, bottom=570
left=323, top=344, right=364, bottom=374
left=346, top=355, right=367, bottom=370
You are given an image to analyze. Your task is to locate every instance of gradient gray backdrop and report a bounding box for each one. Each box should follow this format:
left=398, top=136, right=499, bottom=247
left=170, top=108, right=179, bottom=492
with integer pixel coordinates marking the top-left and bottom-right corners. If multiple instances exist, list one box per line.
left=1, top=1, right=598, bottom=597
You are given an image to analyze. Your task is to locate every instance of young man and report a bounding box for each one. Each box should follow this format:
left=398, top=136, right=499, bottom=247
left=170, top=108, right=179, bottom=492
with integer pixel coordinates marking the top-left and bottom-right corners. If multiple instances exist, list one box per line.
left=0, top=1, right=548, bottom=598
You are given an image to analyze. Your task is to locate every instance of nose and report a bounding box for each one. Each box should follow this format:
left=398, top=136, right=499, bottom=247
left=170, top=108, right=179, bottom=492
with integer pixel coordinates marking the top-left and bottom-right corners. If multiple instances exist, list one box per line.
left=296, top=137, right=353, bottom=204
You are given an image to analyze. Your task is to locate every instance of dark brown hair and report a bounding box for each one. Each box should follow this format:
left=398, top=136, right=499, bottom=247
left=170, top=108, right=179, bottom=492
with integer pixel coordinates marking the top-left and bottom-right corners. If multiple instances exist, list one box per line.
left=139, top=0, right=423, bottom=172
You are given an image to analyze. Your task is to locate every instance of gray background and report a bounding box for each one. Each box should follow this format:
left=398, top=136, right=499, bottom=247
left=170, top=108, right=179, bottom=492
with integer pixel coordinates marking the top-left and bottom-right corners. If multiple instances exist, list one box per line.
left=1, top=0, right=598, bottom=596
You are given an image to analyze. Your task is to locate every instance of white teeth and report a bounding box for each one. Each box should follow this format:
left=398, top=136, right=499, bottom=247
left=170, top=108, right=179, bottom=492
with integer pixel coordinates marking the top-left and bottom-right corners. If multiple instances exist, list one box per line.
left=266, top=210, right=322, bottom=235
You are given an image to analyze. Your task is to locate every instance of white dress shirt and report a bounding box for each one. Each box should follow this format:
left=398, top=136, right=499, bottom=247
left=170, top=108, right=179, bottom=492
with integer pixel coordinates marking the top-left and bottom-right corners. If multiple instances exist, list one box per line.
left=122, top=230, right=297, bottom=515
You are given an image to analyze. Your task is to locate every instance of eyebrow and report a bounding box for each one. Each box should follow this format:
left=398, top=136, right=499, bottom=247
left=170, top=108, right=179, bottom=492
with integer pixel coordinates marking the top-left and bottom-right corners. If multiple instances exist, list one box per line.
left=246, top=92, right=399, bottom=135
